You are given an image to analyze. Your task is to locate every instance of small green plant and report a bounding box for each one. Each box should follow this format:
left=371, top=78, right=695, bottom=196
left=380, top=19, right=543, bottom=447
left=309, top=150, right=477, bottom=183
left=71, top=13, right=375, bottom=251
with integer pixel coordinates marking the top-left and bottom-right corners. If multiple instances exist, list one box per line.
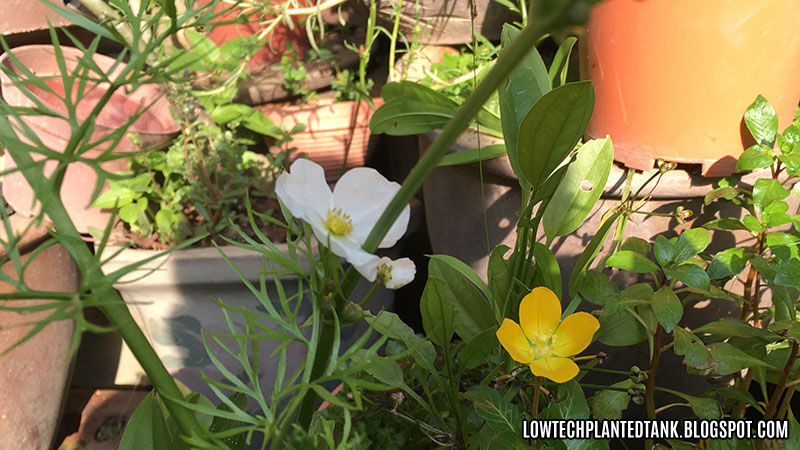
left=93, top=31, right=299, bottom=246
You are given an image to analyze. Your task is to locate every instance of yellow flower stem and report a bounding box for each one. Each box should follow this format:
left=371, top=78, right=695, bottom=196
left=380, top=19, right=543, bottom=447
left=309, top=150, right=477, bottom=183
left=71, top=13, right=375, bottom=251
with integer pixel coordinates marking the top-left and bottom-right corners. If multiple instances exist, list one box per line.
left=532, top=376, right=541, bottom=450
left=572, top=354, right=601, bottom=362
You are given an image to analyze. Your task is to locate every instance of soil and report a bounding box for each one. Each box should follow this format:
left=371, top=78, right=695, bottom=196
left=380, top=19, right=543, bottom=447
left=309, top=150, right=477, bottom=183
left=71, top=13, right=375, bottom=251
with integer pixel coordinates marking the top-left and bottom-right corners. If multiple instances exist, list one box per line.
left=120, top=194, right=288, bottom=250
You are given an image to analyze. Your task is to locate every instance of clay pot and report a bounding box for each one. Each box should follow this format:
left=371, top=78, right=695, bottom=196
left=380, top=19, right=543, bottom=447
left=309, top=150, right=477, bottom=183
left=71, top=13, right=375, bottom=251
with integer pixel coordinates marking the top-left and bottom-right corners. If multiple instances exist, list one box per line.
left=257, top=97, right=383, bottom=181
left=583, top=0, right=800, bottom=176
left=0, top=45, right=179, bottom=233
left=198, top=0, right=309, bottom=72
left=0, top=216, right=79, bottom=450
left=367, top=0, right=519, bottom=45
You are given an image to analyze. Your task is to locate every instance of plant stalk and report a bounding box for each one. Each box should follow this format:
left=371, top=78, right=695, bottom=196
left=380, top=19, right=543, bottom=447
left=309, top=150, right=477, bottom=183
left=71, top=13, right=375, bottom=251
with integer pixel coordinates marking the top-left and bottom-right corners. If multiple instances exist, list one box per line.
left=299, top=1, right=583, bottom=432
left=3, top=143, right=206, bottom=441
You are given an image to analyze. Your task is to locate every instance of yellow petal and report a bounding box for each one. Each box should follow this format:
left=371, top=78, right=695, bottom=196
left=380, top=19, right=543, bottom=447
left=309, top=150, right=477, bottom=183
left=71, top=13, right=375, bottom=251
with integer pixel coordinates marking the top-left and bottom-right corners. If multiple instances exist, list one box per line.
left=529, top=356, right=579, bottom=384
left=496, top=319, right=534, bottom=364
left=550, top=312, right=600, bottom=358
left=519, top=287, right=562, bottom=345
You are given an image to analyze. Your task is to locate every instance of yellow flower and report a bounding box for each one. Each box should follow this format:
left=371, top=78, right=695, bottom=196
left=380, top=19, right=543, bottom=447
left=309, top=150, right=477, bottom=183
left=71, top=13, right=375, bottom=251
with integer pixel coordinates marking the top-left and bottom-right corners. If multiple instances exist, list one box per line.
left=496, top=287, right=600, bottom=383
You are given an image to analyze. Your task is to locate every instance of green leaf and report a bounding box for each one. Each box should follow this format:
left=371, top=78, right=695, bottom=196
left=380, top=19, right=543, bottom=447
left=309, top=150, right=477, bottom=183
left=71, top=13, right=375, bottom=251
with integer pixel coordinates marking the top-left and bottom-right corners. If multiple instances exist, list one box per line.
left=460, top=327, right=498, bottom=370
left=703, top=217, right=749, bottom=231
left=119, top=202, right=140, bottom=224
left=498, top=24, right=551, bottom=186
left=695, top=319, right=779, bottom=342
left=669, top=263, right=710, bottom=291
left=766, top=231, right=800, bottom=248
left=672, top=228, right=710, bottom=264
left=704, top=186, right=742, bottom=205
left=577, top=270, right=619, bottom=307
left=429, top=254, right=491, bottom=300
left=119, top=392, right=176, bottom=450
left=742, top=214, right=765, bottom=232
left=603, top=283, right=654, bottom=314
left=596, top=309, right=648, bottom=346
left=786, top=409, right=800, bottom=450
left=653, top=235, right=675, bottom=268
left=370, top=82, right=458, bottom=135
left=557, top=380, right=590, bottom=420
left=548, top=36, right=578, bottom=88
left=209, top=393, right=248, bottom=450
left=465, top=386, right=523, bottom=435
left=366, top=357, right=407, bottom=388
left=606, top=250, right=659, bottom=274
left=775, top=259, right=800, bottom=287
left=686, top=395, right=722, bottom=419
left=752, top=178, right=789, bottom=214
left=156, top=0, right=178, bottom=29
left=620, top=237, right=650, bottom=255
left=667, top=441, right=697, bottom=450
left=770, top=320, right=800, bottom=344
left=488, top=245, right=512, bottom=318
left=568, top=211, right=622, bottom=297
left=672, top=327, right=713, bottom=371
left=591, top=379, right=632, bottom=420
left=542, top=137, right=613, bottom=239
left=708, top=342, right=777, bottom=375
left=437, top=144, right=506, bottom=166
left=713, top=387, right=763, bottom=414
left=367, top=311, right=436, bottom=371
left=429, top=259, right=494, bottom=341
left=517, top=81, right=595, bottom=189
left=736, top=144, right=774, bottom=172
left=708, top=247, right=751, bottom=280
left=420, top=277, right=456, bottom=347
left=184, top=29, right=221, bottom=66
left=651, top=286, right=682, bottom=333
left=744, top=95, right=778, bottom=147
left=533, top=242, right=562, bottom=298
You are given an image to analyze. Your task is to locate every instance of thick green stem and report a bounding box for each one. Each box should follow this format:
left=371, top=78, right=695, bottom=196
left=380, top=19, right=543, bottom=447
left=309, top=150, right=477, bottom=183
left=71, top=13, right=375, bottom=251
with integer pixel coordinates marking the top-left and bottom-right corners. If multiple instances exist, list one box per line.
left=298, top=2, right=582, bottom=432
left=4, top=144, right=206, bottom=440
left=296, top=321, right=335, bottom=428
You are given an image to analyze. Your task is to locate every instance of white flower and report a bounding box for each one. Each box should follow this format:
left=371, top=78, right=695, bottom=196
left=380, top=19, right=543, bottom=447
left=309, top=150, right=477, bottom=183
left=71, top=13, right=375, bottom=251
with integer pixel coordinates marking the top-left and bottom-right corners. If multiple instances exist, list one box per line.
left=275, top=159, right=413, bottom=284
left=376, top=257, right=416, bottom=289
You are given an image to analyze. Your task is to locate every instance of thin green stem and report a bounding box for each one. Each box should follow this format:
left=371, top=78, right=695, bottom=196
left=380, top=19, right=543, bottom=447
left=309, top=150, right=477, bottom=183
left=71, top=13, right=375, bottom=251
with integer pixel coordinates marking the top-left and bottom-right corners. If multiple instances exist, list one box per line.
left=579, top=383, right=631, bottom=393
left=387, top=0, right=403, bottom=82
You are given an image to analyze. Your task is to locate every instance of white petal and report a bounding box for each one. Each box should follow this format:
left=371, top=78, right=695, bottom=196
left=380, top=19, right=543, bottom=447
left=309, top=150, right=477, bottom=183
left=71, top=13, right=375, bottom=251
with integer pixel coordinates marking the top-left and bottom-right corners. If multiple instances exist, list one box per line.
left=380, top=257, right=416, bottom=289
left=381, top=204, right=410, bottom=249
left=342, top=244, right=382, bottom=282
left=332, top=167, right=409, bottom=248
left=275, top=159, right=332, bottom=224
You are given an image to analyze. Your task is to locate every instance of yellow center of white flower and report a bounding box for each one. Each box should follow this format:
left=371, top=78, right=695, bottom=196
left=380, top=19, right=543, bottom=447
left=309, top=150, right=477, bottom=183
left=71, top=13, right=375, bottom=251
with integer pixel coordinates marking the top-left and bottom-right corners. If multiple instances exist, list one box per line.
left=376, top=263, right=393, bottom=284
left=325, top=208, right=353, bottom=237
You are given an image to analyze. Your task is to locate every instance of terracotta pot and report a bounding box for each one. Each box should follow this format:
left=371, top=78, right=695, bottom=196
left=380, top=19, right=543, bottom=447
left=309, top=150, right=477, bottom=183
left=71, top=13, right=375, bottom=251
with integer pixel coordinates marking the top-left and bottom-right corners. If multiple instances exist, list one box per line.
left=198, top=0, right=309, bottom=72
left=366, top=0, right=519, bottom=45
left=583, top=0, right=800, bottom=177
left=257, top=98, right=384, bottom=181
left=0, top=216, right=79, bottom=450
left=0, top=45, right=179, bottom=233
